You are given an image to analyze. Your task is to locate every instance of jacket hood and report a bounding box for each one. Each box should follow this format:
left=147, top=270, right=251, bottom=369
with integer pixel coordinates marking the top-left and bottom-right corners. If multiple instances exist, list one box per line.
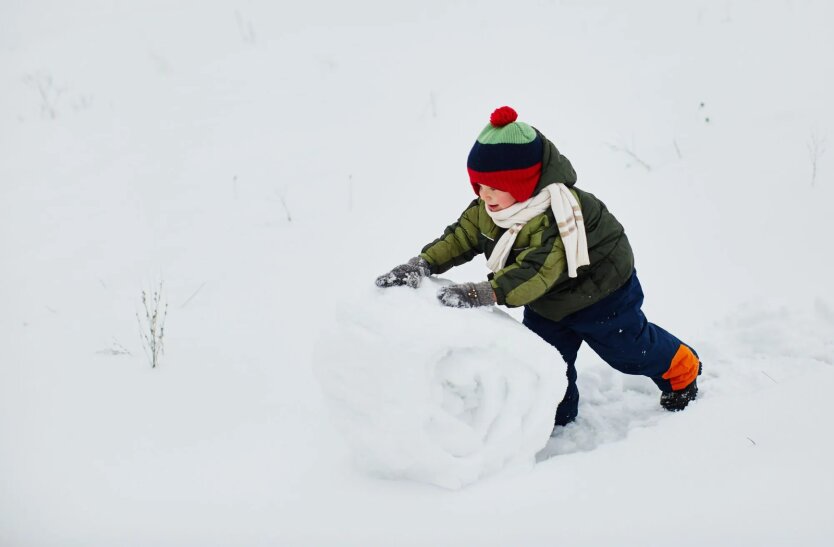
left=532, top=129, right=577, bottom=195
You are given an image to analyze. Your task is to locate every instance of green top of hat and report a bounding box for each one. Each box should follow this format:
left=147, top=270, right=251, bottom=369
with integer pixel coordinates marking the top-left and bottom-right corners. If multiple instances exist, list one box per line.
left=476, top=121, right=537, bottom=145
left=476, top=106, right=537, bottom=144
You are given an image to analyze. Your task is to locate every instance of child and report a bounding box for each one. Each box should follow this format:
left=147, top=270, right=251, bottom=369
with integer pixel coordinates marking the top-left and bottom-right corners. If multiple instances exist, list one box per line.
left=375, top=106, right=701, bottom=426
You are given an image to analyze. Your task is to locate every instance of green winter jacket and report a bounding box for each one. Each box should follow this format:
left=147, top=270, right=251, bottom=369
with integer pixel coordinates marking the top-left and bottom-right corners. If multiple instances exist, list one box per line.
left=419, top=131, right=634, bottom=322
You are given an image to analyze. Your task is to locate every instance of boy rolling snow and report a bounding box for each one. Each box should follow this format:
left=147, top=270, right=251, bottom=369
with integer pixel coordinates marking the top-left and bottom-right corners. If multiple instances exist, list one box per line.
left=376, top=106, right=701, bottom=426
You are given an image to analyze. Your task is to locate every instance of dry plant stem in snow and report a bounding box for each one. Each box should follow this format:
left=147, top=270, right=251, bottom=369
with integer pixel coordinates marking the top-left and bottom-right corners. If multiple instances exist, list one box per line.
left=808, top=132, right=826, bottom=186
left=280, top=194, right=292, bottom=222
left=137, top=282, right=168, bottom=368
left=23, top=72, right=64, bottom=119
left=606, top=141, right=652, bottom=171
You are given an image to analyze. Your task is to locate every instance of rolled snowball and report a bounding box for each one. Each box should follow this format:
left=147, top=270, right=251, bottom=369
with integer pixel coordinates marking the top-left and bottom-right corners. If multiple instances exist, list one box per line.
left=313, top=278, right=565, bottom=489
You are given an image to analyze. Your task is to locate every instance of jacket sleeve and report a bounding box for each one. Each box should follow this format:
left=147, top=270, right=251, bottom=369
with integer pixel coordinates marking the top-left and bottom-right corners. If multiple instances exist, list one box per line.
left=418, top=199, right=483, bottom=274
left=488, top=216, right=567, bottom=307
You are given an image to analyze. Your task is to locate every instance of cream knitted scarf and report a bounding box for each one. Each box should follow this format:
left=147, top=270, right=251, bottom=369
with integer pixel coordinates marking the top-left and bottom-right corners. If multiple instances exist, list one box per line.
left=485, top=183, right=590, bottom=277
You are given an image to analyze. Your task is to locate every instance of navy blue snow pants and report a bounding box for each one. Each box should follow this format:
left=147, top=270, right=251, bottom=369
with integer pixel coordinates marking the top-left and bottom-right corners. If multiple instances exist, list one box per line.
left=522, top=271, right=700, bottom=425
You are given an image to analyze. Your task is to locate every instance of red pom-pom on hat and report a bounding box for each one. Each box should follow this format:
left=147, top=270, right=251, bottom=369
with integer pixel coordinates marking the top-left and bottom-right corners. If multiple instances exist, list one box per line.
left=490, top=106, right=518, bottom=127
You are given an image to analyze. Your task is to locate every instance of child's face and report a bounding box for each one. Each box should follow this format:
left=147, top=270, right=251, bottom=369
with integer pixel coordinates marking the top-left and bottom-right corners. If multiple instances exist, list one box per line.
left=478, top=185, right=517, bottom=212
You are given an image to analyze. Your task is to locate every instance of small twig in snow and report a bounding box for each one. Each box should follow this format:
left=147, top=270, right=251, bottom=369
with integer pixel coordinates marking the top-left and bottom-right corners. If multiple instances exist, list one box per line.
left=807, top=132, right=826, bottom=187
left=348, top=174, right=354, bottom=212
left=235, top=11, right=256, bottom=44
left=22, top=72, right=65, bottom=119
left=280, top=195, right=293, bottom=222
left=136, top=281, right=168, bottom=368
left=606, top=142, right=652, bottom=171
left=180, top=282, right=207, bottom=309
left=760, top=370, right=778, bottom=384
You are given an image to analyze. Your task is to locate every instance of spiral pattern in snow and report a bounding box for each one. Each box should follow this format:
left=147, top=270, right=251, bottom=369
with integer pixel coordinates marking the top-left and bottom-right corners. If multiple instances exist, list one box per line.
left=313, top=280, right=565, bottom=489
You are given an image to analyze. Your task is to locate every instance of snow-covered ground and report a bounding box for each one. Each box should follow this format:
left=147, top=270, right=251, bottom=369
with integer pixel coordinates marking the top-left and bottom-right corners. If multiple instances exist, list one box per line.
left=2, top=0, right=833, bottom=545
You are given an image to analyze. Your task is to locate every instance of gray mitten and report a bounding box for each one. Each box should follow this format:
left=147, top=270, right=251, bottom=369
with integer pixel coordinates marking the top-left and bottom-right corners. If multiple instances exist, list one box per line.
left=375, top=257, right=432, bottom=288
left=437, top=281, right=496, bottom=308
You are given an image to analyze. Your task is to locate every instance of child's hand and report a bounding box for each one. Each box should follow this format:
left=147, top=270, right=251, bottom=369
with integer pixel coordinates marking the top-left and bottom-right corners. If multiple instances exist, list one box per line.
left=375, top=257, right=431, bottom=288
left=437, top=281, right=496, bottom=308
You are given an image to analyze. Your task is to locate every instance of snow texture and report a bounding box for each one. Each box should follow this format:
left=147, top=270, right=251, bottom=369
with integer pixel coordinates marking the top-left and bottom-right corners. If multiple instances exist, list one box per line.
left=3, top=0, right=834, bottom=544
left=313, top=279, right=565, bottom=489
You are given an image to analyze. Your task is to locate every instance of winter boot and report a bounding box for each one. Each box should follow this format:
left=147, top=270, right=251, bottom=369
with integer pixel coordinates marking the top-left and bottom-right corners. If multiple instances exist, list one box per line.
left=554, top=382, right=579, bottom=426
left=660, top=380, right=698, bottom=411
left=660, top=361, right=702, bottom=412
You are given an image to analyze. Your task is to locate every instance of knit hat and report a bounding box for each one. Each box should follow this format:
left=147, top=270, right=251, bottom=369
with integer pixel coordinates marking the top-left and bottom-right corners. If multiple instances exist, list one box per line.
left=467, top=106, right=543, bottom=202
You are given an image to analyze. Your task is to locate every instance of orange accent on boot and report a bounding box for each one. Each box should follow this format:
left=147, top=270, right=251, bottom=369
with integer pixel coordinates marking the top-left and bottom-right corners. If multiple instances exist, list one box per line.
left=662, top=345, right=700, bottom=391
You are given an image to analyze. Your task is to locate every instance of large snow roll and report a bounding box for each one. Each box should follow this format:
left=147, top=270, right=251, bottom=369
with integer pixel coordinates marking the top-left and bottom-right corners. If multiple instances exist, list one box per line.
left=313, top=279, right=565, bottom=489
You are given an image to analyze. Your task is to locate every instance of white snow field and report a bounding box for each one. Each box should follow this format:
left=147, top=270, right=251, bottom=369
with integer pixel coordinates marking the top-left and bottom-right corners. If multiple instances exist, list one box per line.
left=2, top=0, right=834, bottom=545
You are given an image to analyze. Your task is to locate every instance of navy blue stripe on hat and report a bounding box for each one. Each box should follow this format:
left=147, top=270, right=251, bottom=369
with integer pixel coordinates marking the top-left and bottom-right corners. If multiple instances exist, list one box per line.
left=467, top=137, right=543, bottom=173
